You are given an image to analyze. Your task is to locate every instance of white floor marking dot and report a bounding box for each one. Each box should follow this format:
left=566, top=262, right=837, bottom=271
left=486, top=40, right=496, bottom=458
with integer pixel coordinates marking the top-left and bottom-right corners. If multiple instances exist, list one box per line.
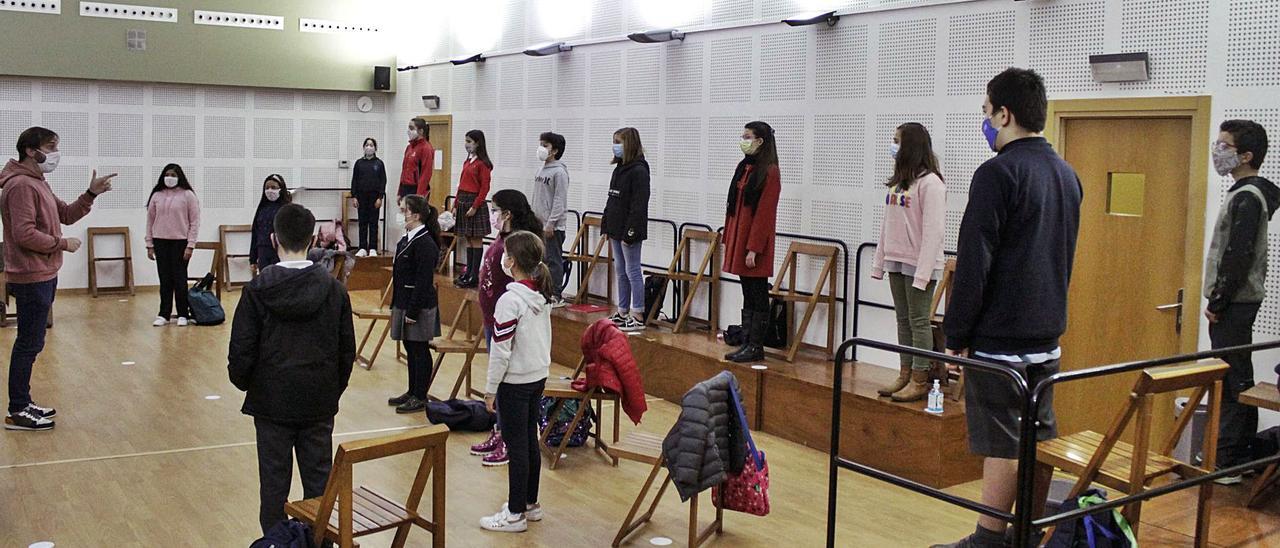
left=649, top=537, right=673, bottom=546
left=30, top=542, right=55, bottom=548
left=121, top=361, right=135, bottom=366
left=751, top=364, right=768, bottom=370
left=204, top=395, right=221, bottom=400
left=117, top=299, right=129, bottom=303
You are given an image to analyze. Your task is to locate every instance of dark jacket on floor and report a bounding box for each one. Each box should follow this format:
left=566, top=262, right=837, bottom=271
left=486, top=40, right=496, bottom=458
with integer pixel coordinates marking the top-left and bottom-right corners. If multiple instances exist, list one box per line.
left=662, top=370, right=746, bottom=501
left=602, top=157, right=651, bottom=243
left=228, top=262, right=356, bottom=423
left=1205, top=176, right=1280, bottom=314
left=944, top=137, right=1083, bottom=355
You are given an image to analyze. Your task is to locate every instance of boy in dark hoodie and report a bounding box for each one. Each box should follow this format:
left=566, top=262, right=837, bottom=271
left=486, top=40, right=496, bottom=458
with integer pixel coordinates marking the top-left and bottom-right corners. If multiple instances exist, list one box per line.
left=228, top=203, right=356, bottom=533
left=1205, top=119, right=1276, bottom=484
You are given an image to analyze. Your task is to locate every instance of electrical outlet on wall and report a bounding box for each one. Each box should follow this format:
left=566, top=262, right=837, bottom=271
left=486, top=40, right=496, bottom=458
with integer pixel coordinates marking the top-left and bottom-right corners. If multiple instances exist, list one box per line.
left=338, top=160, right=350, bottom=169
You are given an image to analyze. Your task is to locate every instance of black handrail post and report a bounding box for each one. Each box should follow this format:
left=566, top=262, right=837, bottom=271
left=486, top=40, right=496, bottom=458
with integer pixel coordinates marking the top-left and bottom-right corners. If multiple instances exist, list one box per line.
left=827, top=339, right=855, bottom=548
left=1011, top=376, right=1043, bottom=547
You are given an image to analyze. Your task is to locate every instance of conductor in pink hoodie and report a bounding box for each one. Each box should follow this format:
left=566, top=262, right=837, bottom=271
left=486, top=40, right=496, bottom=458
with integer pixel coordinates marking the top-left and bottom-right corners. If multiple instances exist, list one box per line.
left=0, top=127, right=115, bottom=431
left=870, top=122, right=947, bottom=403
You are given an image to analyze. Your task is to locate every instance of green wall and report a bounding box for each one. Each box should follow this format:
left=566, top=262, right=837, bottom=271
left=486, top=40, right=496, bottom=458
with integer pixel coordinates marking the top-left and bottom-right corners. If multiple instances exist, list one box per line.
left=0, top=0, right=397, bottom=92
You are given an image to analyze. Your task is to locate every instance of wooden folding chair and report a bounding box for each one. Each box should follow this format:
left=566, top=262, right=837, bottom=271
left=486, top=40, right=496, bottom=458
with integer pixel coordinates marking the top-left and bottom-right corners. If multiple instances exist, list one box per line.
left=1240, top=382, right=1280, bottom=507
left=767, top=242, right=839, bottom=362
left=354, top=278, right=394, bottom=370
left=609, top=431, right=723, bottom=548
left=1037, top=361, right=1228, bottom=544
left=219, top=224, right=254, bottom=291
left=928, top=258, right=962, bottom=400
left=285, top=425, right=448, bottom=548
left=563, top=215, right=614, bottom=305
left=645, top=228, right=722, bottom=334
left=87, top=227, right=135, bottom=297
left=539, top=356, right=621, bottom=470
left=185, top=241, right=224, bottom=302
left=427, top=293, right=486, bottom=401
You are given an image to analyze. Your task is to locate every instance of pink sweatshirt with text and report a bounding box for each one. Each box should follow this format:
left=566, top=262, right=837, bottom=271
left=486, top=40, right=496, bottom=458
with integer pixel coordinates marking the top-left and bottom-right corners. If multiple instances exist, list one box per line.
left=871, top=172, right=946, bottom=290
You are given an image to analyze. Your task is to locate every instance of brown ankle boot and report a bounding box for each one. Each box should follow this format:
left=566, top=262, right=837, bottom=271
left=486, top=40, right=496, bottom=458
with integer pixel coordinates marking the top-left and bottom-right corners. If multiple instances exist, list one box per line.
left=877, top=364, right=912, bottom=396
left=891, top=370, right=931, bottom=402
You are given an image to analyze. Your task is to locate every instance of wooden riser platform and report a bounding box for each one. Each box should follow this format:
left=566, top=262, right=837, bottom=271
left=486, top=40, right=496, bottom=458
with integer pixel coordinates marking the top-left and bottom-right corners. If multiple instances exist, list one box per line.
left=435, top=274, right=981, bottom=489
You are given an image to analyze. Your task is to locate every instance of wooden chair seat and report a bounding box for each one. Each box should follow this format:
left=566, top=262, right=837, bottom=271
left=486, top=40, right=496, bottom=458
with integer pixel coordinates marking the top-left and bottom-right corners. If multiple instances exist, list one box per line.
left=609, top=431, right=665, bottom=465
left=609, top=423, right=722, bottom=547
left=540, top=359, right=621, bottom=469
left=426, top=294, right=487, bottom=401
left=355, top=277, right=395, bottom=369
left=1040, top=430, right=1183, bottom=488
left=429, top=338, right=478, bottom=353
left=287, top=486, right=414, bottom=538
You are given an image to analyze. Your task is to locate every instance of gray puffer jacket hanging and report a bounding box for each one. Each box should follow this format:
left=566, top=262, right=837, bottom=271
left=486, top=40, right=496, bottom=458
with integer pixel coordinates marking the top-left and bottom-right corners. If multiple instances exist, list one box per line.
left=661, top=370, right=747, bottom=501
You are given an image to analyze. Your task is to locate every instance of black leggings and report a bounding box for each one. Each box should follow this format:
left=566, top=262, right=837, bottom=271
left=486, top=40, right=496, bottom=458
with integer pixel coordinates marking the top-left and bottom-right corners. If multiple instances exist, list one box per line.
left=405, top=340, right=432, bottom=399
left=153, top=238, right=190, bottom=318
left=498, top=378, right=545, bottom=515
left=740, top=276, right=769, bottom=313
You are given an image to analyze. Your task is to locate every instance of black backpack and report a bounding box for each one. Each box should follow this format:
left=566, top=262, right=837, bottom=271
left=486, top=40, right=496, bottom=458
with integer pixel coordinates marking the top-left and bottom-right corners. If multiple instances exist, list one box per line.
left=1045, top=489, right=1136, bottom=548
left=426, top=399, right=496, bottom=432
left=644, top=274, right=670, bottom=321
left=764, top=297, right=787, bottom=349
left=188, top=273, right=225, bottom=325
left=250, top=519, right=316, bottom=548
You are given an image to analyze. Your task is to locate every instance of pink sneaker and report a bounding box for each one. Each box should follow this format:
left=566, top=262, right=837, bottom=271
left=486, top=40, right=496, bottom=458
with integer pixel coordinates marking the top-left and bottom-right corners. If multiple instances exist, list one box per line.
left=482, top=439, right=509, bottom=467
left=471, top=428, right=502, bottom=456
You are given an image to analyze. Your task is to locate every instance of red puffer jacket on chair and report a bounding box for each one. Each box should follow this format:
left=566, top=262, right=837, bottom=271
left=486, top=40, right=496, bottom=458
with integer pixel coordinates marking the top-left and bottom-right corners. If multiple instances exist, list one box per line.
left=572, top=319, right=648, bottom=424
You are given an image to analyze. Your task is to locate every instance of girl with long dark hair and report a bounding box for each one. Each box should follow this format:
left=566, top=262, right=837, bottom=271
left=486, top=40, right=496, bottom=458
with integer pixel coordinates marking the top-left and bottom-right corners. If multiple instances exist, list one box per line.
left=722, top=121, right=781, bottom=363
left=871, top=122, right=946, bottom=402
left=249, top=174, right=291, bottom=274
left=145, top=163, right=200, bottom=326
left=454, top=129, right=494, bottom=288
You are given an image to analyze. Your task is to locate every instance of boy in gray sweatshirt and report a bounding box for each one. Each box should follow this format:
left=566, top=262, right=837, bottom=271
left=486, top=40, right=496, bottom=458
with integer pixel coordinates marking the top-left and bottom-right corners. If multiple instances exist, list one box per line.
left=532, top=131, right=569, bottom=304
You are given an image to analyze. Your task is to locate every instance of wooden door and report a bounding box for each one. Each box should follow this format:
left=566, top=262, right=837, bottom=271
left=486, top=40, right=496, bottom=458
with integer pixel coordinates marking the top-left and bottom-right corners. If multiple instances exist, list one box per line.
left=1057, top=116, right=1195, bottom=441
left=418, top=115, right=452, bottom=210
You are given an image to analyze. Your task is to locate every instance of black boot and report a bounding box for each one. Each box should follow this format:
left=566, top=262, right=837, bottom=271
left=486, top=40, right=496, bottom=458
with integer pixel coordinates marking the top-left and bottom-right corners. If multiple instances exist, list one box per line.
left=457, top=248, right=481, bottom=288
left=728, top=308, right=766, bottom=363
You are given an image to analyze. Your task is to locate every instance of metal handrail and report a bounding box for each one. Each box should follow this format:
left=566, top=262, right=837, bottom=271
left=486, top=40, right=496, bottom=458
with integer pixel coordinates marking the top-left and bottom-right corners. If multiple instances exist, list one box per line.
left=826, top=337, right=1280, bottom=547
left=850, top=241, right=958, bottom=361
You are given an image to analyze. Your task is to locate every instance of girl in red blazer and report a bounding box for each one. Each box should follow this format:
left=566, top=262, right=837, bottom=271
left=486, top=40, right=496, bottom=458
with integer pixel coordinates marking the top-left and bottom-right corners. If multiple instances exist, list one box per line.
left=722, top=121, right=781, bottom=363
left=399, top=118, right=434, bottom=202
left=453, top=129, right=493, bottom=288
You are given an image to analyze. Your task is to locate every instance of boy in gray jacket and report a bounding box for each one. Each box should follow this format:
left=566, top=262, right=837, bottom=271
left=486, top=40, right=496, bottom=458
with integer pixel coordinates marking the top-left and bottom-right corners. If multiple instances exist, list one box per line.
left=532, top=131, right=569, bottom=304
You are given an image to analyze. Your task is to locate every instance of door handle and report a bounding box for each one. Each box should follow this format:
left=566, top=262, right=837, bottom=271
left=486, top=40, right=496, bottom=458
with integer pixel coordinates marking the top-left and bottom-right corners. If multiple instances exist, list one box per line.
left=1155, top=288, right=1185, bottom=334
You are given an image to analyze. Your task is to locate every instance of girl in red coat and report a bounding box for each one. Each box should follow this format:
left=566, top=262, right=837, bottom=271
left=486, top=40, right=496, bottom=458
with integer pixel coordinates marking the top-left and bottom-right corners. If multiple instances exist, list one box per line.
left=722, top=121, right=781, bottom=363
left=454, top=129, right=493, bottom=288
left=399, top=118, right=434, bottom=202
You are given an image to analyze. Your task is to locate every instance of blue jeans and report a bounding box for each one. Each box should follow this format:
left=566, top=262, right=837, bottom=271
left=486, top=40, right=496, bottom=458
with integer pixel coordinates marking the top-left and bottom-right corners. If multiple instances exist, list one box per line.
left=543, top=230, right=566, bottom=299
left=610, top=239, right=644, bottom=312
left=7, top=278, right=57, bottom=413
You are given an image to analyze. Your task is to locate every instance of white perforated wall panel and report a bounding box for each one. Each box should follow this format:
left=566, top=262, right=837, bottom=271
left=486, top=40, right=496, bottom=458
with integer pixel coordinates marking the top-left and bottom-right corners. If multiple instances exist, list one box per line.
left=152, top=114, right=196, bottom=158
left=254, top=90, right=296, bottom=111
left=301, top=119, right=339, bottom=160
left=525, top=60, right=553, bottom=109
left=942, top=112, right=990, bottom=196
left=45, top=165, right=91, bottom=202
left=588, top=118, right=621, bottom=173
left=203, top=116, right=245, bottom=158
left=759, top=32, right=809, bottom=102
left=0, top=110, right=33, bottom=146
left=98, top=82, right=144, bottom=105
left=346, top=120, right=386, bottom=161
left=665, top=44, right=706, bottom=105
left=496, top=118, right=527, bottom=174
left=556, top=118, right=586, bottom=209
left=877, top=18, right=937, bottom=98
left=947, top=10, right=1015, bottom=97
left=556, top=55, right=588, bottom=108
left=707, top=117, right=745, bottom=189
left=816, top=24, right=869, bottom=100
left=624, top=49, right=661, bottom=106
left=588, top=51, right=621, bottom=108
left=1227, top=0, right=1280, bottom=87
left=499, top=60, right=526, bottom=110
left=41, top=80, right=92, bottom=103
left=712, top=0, right=754, bottom=24
left=152, top=84, right=201, bottom=108
left=710, top=38, right=755, bottom=104
left=253, top=118, right=295, bottom=160
left=42, top=111, right=92, bottom=156
left=0, top=78, right=33, bottom=102
left=769, top=115, right=806, bottom=188
left=452, top=68, right=475, bottom=112
left=300, top=93, right=341, bottom=112
left=474, top=66, right=498, bottom=111
left=98, top=113, right=143, bottom=157
left=1029, top=1, right=1104, bottom=94
left=95, top=164, right=143, bottom=209
left=663, top=189, right=705, bottom=225
left=664, top=118, right=704, bottom=180
left=1121, top=0, right=1208, bottom=92
left=500, top=0, right=525, bottom=50
left=203, top=166, right=246, bottom=209
left=813, top=114, right=865, bottom=189
left=204, top=88, right=246, bottom=109
left=589, top=0, right=622, bottom=38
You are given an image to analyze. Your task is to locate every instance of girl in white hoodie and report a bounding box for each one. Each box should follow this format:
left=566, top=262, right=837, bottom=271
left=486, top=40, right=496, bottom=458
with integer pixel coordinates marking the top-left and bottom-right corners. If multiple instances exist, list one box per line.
left=481, top=230, right=553, bottom=533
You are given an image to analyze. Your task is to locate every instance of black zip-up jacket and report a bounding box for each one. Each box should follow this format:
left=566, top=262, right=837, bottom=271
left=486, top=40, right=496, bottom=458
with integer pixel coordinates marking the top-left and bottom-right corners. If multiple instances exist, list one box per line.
left=944, top=137, right=1083, bottom=355
left=391, top=227, right=440, bottom=318
left=1207, top=176, right=1280, bottom=313
left=602, top=157, right=651, bottom=244
left=228, top=263, right=355, bottom=423
left=350, top=156, right=387, bottom=199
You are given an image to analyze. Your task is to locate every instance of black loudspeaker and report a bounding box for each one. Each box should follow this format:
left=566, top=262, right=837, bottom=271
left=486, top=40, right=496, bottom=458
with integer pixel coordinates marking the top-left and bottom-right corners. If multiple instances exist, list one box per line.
left=373, top=66, right=391, bottom=91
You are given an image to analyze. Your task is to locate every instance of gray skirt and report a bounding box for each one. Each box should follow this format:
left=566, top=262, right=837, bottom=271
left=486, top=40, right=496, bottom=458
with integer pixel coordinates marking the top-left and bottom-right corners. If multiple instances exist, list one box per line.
left=390, top=306, right=440, bottom=342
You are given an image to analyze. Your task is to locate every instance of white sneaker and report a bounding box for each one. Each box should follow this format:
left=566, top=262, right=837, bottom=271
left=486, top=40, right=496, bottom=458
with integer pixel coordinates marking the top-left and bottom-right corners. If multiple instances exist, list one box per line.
left=503, top=502, right=542, bottom=522
left=355, top=249, right=368, bottom=258
left=550, top=297, right=567, bottom=309
left=479, top=506, right=527, bottom=532
left=368, top=250, right=378, bottom=257
left=152, top=316, right=167, bottom=327
left=176, top=317, right=189, bottom=327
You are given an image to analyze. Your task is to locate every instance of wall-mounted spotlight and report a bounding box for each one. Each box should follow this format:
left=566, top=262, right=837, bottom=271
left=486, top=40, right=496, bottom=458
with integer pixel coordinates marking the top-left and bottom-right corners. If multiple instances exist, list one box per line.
left=783, top=11, right=840, bottom=27
left=450, top=53, right=486, bottom=66
left=627, top=29, right=685, bottom=43
left=1089, top=52, right=1150, bottom=82
left=524, top=42, right=573, bottom=56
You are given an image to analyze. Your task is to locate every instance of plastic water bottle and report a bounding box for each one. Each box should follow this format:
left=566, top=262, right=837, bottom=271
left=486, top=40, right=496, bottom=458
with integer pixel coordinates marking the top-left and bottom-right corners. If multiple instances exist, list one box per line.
left=925, top=380, right=944, bottom=415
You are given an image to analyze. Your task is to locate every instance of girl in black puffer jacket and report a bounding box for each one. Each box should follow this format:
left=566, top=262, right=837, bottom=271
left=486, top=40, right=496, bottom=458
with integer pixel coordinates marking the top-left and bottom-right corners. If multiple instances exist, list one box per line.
left=601, top=127, right=651, bottom=333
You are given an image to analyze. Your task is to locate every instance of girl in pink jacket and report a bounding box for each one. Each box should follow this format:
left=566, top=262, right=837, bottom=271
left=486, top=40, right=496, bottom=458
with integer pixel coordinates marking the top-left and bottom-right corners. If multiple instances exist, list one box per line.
left=870, top=122, right=946, bottom=403
left=146, top=163, right=201, bottom=327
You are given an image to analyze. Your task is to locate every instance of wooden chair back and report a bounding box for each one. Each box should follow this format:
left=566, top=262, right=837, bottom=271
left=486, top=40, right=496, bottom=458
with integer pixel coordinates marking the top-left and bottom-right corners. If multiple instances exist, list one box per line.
left=87, top=226, right=135, bottom=297
left=767, top=242, right=840, bottom=361
left=293, top=425, right=449, bottom=548
left=428, top=292, right=487, bottom=400
left=218, top=224, right=254, bottom=289
left=646, top=228, right=723, bottom=333
left=928, top=258, right=961, bottom=399
left=185, top=241, right=225, bottom=301
left=928, top=257, right=957, bottom=320
left=565, top=214, right=614, bottom=305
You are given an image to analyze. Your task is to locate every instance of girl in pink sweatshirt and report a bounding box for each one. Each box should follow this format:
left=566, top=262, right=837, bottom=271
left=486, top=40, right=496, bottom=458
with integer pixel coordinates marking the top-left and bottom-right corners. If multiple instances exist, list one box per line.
left=145, top=164, right=201, bottom=327
left=870, top=122, right=946, bottom=402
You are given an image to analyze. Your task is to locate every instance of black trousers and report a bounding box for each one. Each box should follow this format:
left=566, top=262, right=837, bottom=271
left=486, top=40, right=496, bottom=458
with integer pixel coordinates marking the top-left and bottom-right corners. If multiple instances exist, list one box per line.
left=740, top=276, right=769, bottom=313
left=153, top=238, right=190, bottom=318
left=497, top=378, right=545, bottom=515
left=355, top=193, right=381, bottom=251
left=1209, top=302, right=1261, bottom=468
left=405, top=340, right=432, bottom=399
left=254, top=417, right=334, bottom=534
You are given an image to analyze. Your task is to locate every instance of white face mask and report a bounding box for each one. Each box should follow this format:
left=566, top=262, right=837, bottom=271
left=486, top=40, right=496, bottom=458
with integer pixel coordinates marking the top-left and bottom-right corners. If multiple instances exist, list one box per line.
left=164, top=176, right=179, bottom=188
left=536, top=146, right=550, bottom=162
left=364, top=146, right=376, bottom=156
left=396, top=210, right=406, bottom=224
left=36, top=150, right=60, bottom=174
left=407, top=128, right=418, bottom=140
left=264, top=188, right=281, bottom=201
left=500, top=253, right=514, bottom=278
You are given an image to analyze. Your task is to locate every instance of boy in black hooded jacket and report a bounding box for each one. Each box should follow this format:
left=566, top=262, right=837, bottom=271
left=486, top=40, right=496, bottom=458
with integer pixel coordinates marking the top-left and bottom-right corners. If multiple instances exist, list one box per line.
left=228, top=203, right=356, bottom=534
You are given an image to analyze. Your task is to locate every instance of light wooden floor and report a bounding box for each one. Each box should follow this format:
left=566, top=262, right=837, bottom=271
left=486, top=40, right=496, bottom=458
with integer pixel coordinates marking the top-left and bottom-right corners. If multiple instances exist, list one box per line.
left=1, top=288, right=1278, bottom=547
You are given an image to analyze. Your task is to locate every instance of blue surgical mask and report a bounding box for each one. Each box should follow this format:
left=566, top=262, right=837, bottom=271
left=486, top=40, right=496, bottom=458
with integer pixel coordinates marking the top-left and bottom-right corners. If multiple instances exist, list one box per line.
left=613, top=143, right=624, bottom=159
left=981, top=118, right=1000, bottom=151
left=889, top=142, right=900, bottom=160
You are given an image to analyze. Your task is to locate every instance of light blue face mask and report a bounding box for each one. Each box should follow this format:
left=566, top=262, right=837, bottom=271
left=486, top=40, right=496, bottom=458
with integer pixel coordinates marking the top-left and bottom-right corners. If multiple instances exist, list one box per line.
left=890, top=142, right=900, bottom=160
left=613, top=143, right=624, bottom=159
